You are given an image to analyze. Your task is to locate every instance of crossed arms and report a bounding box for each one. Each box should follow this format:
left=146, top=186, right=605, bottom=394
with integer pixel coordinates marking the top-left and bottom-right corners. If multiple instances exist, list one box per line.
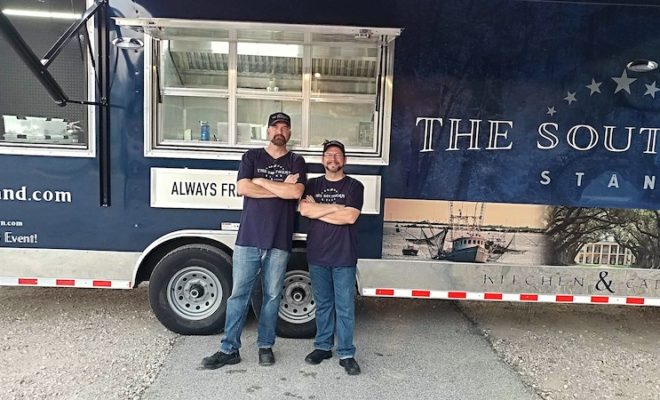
left=299, top=195, right=360, bottom=225
left=237, top=174, right=304, bottom=200
left=237, top=173, right=359, bottom=225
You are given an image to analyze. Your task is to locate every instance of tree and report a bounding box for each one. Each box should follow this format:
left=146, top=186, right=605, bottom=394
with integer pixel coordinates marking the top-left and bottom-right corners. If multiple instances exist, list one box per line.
left=611, top=210, right=660, bottom=269
left=544, top=207, right=656, bottom=267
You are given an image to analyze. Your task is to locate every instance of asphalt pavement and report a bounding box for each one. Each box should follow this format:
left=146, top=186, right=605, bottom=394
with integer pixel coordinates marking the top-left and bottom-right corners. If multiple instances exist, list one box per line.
left=142, top=297, right=539, bottom=400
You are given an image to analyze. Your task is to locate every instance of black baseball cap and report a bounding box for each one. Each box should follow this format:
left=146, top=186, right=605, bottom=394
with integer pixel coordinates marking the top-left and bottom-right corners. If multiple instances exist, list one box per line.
left=322, top=139, right=345, bottom=155
left=268, top=112, right=291, bottom=127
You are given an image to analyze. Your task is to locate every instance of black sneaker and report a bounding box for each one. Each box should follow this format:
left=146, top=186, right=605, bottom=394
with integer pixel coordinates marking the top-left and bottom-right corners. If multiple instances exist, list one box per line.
left=258, top=348, right=275, bottom=366
left=304, top=349, right=332, bottom=365
left=201, top=351, right=240, bottom=370
left=339, top=358, right=361, bottom=375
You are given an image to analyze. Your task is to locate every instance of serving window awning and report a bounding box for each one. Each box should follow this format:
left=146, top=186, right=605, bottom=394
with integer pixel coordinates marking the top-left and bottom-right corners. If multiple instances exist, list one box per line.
left=117, top=17, right=401, bottom=165
left=114, top=18, right=401, bottom=44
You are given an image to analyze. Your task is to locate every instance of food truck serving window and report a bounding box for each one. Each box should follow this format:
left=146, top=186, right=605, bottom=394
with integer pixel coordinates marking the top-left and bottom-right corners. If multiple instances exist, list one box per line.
left=0, top=0, right=94, bottom=157
left=116, top=18, right=400, bottom=165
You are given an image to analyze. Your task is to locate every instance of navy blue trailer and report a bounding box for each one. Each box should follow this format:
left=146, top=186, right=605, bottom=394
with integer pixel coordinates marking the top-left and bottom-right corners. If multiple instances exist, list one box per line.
left=1, top=0, right=659, bottom=336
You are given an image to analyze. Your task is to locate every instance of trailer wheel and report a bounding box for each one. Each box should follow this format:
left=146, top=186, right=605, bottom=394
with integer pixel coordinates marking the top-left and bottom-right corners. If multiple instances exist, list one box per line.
left=251, top=250, right=316, bottom=338
left=149, top=244, right=232, bottom=335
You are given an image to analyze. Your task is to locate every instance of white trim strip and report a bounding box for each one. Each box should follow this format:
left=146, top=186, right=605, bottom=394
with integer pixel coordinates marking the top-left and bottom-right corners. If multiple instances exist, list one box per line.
left=361, top=288, right=658, bottom=307
left=644, top=298, right=660, bottom=306
left=0, top=277, right=132, bottom=289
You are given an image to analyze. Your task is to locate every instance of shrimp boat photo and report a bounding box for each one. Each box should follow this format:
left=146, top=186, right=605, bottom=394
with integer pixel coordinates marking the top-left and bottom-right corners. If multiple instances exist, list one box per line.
left=398, top=202, right=521, bottom=263
left=435, top=235, right=489, bottom=263
left=433, top=202, right=489, bottom=263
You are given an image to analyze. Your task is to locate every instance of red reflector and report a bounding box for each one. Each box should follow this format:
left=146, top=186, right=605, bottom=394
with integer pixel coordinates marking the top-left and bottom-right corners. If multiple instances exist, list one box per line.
left=626, top=297, right=644, bottom=305
left=18, top=278, right=37, bottom=285
left=520, top=294, right=538, bottom=301
left=591, top=296, right=609, bottom=303
left=93, top=280, right=112, bottom=287
left=375, top=288, right=394, bottom=296
left=484, top=292, right=503, bottom=300
left=556, top=295, right=573, bottom=302
left=56, top=279, right=75, bottom=286
left=411, top=290, right=430, bottom=297
left=448, top=291, right=466, bottom=299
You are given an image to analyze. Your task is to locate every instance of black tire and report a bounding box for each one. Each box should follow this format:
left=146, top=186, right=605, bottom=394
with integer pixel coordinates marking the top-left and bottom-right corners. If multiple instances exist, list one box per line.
left=148, top=244, right=232, bottom=335
left=251, top=249, right=317, bottom=338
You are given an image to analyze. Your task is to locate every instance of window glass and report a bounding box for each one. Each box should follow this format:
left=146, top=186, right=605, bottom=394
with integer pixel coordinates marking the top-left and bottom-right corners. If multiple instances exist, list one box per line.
left=312, top=45, right=378, bottom=95
left=149, top=22, right=398, bottom=161
left=236, top=99, right=301, bottom=146
left=237, top=43, right=303, bottom=92
left=160, top=96, right=229, bottom=143
left=162, top=40, right=229, bottom=89
left=0, top=0, right=89, bottom=149
left=310, top=101, right=374, bottom=148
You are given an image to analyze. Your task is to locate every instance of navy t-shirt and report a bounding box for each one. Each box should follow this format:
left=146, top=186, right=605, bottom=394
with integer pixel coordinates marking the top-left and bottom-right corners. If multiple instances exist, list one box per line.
left=235, top=148, right=307, bottom=251
left=304, top=176, right=364, bottom=267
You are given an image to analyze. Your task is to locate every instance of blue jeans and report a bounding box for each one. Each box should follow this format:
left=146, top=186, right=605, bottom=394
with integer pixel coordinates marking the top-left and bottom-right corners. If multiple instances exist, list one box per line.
left=309, top=264, right=357, bottom=359
left=220, top=245, right=289, bottom=354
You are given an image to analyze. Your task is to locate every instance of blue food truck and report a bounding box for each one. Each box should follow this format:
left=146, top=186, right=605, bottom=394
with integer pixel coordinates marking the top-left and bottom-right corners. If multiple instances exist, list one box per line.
left=1, top=0, right=659, bottom=336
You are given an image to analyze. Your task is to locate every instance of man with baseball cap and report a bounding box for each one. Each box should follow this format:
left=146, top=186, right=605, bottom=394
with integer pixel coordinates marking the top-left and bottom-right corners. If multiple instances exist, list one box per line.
left=202, top=112, right=306, bottom=369
left=300, top=139, right=364, bottom=375
left=268, top=112, right=291, bottom=127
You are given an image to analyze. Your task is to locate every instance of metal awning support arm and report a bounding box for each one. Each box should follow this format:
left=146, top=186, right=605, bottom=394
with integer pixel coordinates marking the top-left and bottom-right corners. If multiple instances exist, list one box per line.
left=0, top=1, right=112, bottom=207
left=0, top=0, right=107, bottom=106
left=0, top=11, right=69, bottom=106
left=41, top=0, right=105, bottom=68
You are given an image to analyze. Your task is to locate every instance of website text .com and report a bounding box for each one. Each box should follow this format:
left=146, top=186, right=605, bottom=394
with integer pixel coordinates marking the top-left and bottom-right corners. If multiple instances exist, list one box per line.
left=0, top=186, right=72, bottom=203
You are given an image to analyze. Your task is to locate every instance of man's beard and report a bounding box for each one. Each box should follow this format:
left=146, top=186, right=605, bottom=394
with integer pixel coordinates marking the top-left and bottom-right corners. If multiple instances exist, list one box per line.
left=271, top=134, right=287, bottom=146
left=325, top=163, right=343, bottom=173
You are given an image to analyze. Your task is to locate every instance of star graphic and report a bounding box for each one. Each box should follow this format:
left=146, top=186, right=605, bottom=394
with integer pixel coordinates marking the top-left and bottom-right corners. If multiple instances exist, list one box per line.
left=546, top=106, right=557, bottom=116
left=586, top=78, right=602, bottom=95
left=612, top=70, right=637, bottom=94
left=644, top=81, right=660, bottom=98
left=564, top=91, right=577, bottom=105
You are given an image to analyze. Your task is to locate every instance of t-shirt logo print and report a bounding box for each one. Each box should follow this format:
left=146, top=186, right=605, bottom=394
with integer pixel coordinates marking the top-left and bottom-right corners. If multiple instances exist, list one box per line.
left=259, top=164, right=291, bottom=181
left=316, top=187, right=346, bottom=203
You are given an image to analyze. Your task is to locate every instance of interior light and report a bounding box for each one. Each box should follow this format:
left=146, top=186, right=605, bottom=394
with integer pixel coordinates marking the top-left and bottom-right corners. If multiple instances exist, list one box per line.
left=2, top=9, right=79, bottom=20
left=211, top=41, right=229, bottom=54
left=238, top=43, right=302, bottom=58
left=627, top=59, right=658, bottom=73
left=314, top=72, right=322, bottom=78
left=207, top=42, right=302, bottom=57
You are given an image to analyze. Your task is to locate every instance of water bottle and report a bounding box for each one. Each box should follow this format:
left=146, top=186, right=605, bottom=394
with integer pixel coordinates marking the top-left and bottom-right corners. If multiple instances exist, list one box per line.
left=200, top=121, right=210, bottom=141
